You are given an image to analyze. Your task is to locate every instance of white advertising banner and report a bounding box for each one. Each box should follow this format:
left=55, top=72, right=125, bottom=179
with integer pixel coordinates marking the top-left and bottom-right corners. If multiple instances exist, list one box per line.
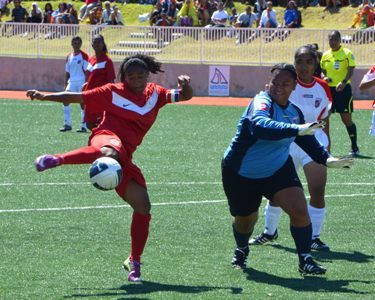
left=208, top=66, right=230, bottom=96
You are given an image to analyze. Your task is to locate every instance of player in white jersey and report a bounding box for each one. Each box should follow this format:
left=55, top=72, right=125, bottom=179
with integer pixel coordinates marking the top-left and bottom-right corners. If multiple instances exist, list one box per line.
left=60, top=36, right=89, bottom=133
left=359, top=66, right=375, bottom=136
left=250, top=45, right=333, bottom=251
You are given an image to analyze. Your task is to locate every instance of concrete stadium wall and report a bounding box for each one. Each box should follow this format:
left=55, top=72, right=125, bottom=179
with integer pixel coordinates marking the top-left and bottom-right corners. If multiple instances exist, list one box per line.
left=0, top=57, right=372, bottom=99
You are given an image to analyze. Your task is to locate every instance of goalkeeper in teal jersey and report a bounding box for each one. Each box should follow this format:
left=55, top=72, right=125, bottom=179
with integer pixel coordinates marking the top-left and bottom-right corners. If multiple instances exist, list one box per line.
left=222, top=63, right=353, bottom=276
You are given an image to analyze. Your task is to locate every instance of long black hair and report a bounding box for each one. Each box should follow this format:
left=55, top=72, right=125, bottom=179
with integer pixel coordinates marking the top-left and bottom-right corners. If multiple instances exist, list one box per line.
left=118, top=54, right=164, bottom=82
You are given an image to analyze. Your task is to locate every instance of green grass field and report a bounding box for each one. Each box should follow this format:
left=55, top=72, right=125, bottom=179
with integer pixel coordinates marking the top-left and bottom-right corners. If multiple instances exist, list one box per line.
left=0, top=99, right=374, bottom=299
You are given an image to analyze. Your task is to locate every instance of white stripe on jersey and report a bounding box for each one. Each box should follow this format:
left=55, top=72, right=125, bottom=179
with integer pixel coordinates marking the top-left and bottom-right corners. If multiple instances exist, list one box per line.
left=363, top=70, right=375, bottom=83
left=87, top=61, right=107, bottom=72
left=65, top=52, right=88, bottom=83
left=290, top=81, right=331, bottom=123
left=111, top=89, right=159, bottom=115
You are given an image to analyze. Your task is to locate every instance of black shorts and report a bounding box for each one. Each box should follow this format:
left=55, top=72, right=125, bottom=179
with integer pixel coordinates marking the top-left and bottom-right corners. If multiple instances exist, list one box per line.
left=221, top=157, right=302, bottom=217
left=330, top=84, right=354, bottom=113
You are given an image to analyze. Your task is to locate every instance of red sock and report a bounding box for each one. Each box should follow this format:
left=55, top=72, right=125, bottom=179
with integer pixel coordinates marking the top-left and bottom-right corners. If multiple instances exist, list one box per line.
left=130, top=212, right=151, bottom=262
left=57, top=146, right=102, bottom=165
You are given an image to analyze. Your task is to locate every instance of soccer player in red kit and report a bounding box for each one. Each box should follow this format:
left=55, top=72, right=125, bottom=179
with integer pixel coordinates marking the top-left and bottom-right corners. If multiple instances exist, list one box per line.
left=84, top=34, right=116, bottom=130
left=27, top=54, right=193, bottom=282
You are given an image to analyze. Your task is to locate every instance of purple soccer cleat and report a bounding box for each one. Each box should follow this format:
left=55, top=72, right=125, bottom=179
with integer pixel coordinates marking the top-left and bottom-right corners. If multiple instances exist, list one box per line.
left=34, top=155, right=61, bottom=172
left=123, top=257, right=141, bottom=282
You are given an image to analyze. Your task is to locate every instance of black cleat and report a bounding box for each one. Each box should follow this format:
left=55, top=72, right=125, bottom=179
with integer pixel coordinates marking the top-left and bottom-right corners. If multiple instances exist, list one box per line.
left=231, top=247, right=249, bottom=269
left=249, top=230, right=278, bottom=245
left=311, top=238, right=330, bottom=251
left=59, top=125, right=72, bottom=132
left=299, top=255, right=327, bottom=276
left=348, top=147, right=360, bottom=157
left=76, top=127, right=88, bottom=133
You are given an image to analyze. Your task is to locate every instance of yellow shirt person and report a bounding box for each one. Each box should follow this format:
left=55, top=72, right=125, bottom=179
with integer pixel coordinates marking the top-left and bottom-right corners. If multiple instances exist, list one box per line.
left=320, top=46, right=356, bottom=88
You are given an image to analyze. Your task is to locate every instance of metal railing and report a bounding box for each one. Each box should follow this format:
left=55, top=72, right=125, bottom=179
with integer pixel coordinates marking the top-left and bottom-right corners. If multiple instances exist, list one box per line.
left=0, top=23, right=374, bottom=67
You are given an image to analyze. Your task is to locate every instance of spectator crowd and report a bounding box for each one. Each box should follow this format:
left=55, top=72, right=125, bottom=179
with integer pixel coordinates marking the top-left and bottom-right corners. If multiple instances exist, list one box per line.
left=0, top=0, right=374, bottom=44
left=0, top=0, right=127, bottom=26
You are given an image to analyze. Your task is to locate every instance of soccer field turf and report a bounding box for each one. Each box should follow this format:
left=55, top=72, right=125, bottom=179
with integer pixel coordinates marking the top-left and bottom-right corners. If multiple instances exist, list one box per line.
left=0, top=99, right=374, bottom=299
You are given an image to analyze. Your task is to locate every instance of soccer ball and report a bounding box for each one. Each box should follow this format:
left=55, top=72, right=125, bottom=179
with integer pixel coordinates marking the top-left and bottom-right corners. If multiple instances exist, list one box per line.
left=89, top=157, right=122, bottom=191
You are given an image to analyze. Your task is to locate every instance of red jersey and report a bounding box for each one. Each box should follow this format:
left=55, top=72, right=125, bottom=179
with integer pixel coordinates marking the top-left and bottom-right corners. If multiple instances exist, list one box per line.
left=82, top=82, right=180, bottom=154
left=84, top=54, right=116, bottom=125
left=85, top=54, right=116, bottom=90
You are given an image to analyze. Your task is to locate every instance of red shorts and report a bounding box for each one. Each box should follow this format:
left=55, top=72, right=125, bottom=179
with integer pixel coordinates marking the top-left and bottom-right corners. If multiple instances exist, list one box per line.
left=89, top=129, right=146, bottom=198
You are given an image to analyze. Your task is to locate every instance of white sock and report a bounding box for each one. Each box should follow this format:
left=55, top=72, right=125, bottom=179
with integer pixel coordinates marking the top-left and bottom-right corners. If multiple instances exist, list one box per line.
left=63, top=105, right=71, bottom=126
left=370, top=107, right=375, bottom=136
left=264, top=202, right=282, bottom=235
left=80, top=109, right=87, bottom=129
left=308, top=205, right=326, bottom=239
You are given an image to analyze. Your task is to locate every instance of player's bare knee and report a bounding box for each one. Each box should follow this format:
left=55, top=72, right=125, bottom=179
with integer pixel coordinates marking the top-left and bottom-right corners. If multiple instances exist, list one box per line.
left=100, top=146, right=120, bottom=161
left=234, top=212, right=257, bottom=233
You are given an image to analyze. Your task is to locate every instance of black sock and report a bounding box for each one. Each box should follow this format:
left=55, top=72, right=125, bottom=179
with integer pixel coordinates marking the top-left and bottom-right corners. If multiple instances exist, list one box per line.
left=232, top=224, right=251, bottom=250
left=290, top=224, right=312, bottom=263
left=346, top=123, right=358, bottom=150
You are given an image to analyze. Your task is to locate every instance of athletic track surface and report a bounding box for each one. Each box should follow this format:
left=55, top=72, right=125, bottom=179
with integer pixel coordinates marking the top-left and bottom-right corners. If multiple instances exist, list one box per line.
left=0, top=90, right=372, bottom=110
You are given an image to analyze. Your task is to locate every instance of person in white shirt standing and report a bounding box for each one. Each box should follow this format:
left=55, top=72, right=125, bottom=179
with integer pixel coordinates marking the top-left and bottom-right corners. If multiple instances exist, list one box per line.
left=250, top=44, right=335, bottom=252
left=359, top=65, right=375, bottom=136
left=61, top=36, right=89, bottom=133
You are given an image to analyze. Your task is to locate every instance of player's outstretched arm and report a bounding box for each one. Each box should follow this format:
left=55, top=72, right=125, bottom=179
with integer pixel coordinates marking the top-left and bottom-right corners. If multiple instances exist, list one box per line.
left=26, top=90, right=84, bottom=104
left=177, top=75, right=193, bottom=101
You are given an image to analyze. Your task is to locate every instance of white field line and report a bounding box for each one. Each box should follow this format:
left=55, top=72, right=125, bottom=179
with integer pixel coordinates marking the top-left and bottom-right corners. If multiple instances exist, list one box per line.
left=0, top=102, right=56, bottom=106
left=0, top=199, right=225, bottom=213
left=0, top=181, right=373, bottom=187
left=0, top=193, right=374, bottom=214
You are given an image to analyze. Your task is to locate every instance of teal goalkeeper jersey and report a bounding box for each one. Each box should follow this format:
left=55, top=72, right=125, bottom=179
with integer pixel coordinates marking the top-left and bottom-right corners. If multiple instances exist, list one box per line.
left=223, top=91, right=329, bottom=179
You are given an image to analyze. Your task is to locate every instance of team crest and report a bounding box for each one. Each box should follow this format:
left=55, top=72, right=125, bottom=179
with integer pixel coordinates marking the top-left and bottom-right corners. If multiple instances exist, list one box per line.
left=255, top=102, right=268, bottom=111
left=315, top=98, right=322, bottom=108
